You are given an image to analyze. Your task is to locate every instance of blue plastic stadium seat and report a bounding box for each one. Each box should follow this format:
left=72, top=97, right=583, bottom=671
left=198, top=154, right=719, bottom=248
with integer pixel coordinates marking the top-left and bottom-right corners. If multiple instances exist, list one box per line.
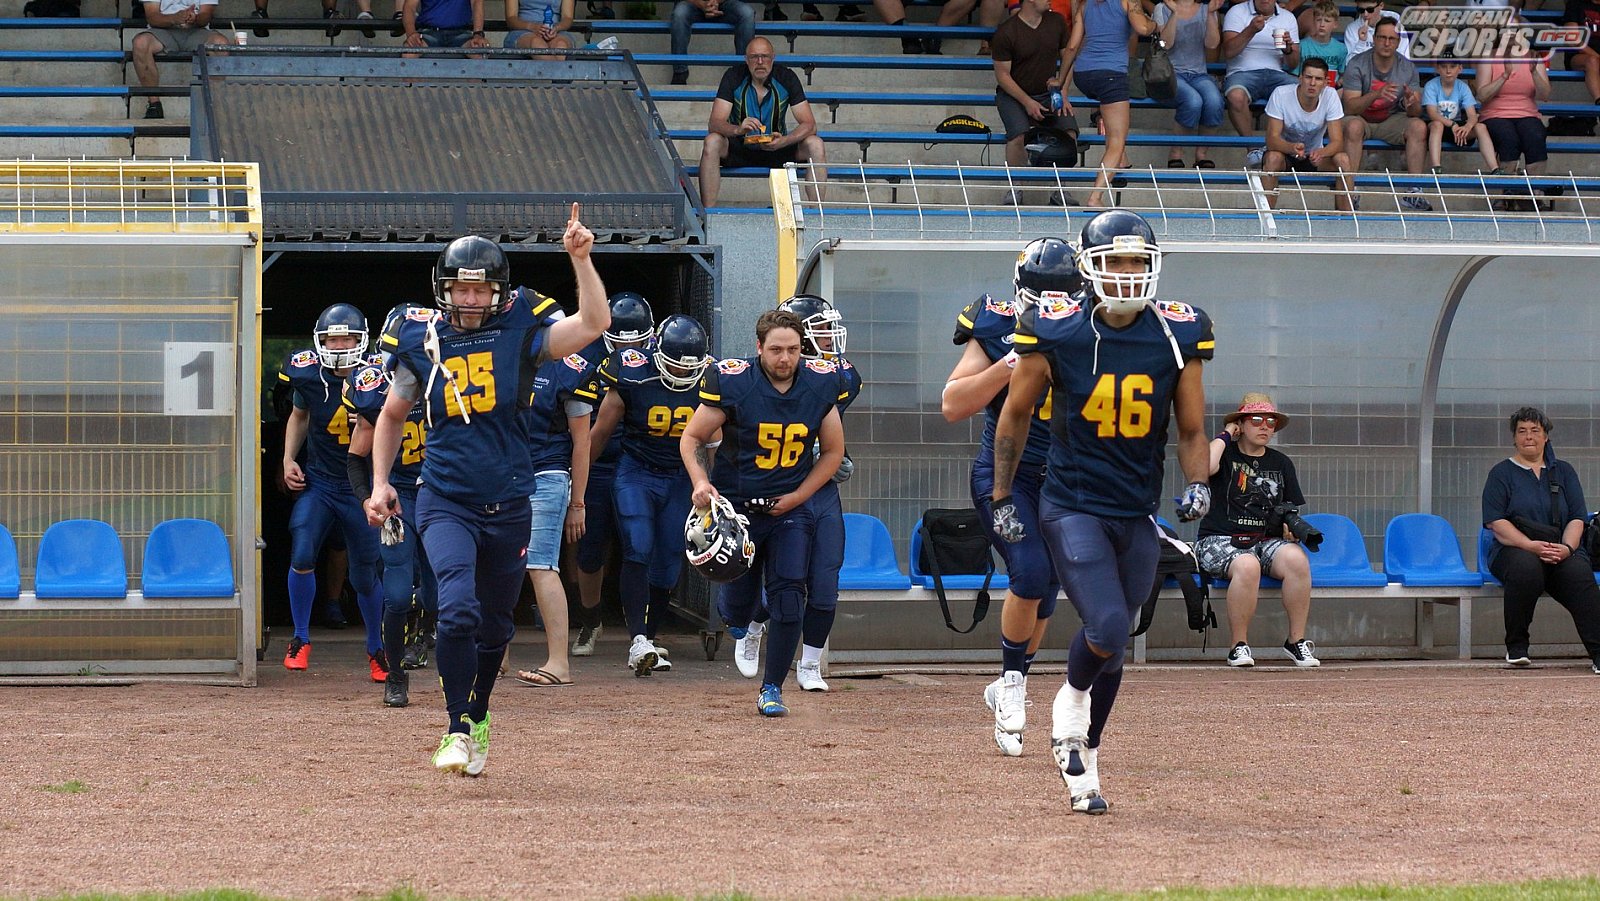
left=838, top=513, right=912, bottom=590
left=909, top=518, right=1008, bottom=592
left=1303, top=513, right=1389, bottom=587
left=1384, top=513, right=1484, bottom=588
left=0, top=523, right=19, bottom=599
left=35, top=519, right=127, bottom=599
left=142, top=519, right=235, bottom=598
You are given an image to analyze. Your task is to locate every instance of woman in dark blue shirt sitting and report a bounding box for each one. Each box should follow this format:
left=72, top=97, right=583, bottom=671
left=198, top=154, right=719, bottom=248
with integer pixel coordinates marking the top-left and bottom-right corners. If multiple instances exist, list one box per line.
left=1481, top=406, right=1600, bottom=672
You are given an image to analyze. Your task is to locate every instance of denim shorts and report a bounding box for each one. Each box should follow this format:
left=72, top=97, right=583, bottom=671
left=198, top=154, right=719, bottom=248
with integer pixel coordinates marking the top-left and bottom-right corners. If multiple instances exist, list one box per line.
left=1222, top=67, right=1297, bottom=102
left=1074, top=69, right=1131, bottom=106
left=525, top=469, right=572, bottom=571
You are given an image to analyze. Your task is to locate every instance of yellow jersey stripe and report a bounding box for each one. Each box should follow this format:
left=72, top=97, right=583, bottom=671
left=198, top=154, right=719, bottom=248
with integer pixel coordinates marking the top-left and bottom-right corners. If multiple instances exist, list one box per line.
left=1196, top=340, right=1215, bottom=350
left=1013, top=333, right=1038, bottom=345
left=698, top=391, right=721, bottom=402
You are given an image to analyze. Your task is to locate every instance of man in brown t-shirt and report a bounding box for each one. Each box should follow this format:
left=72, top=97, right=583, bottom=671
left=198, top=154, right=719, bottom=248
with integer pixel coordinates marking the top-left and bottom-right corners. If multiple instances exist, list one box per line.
left=992, top=0, right=1078, bottom=169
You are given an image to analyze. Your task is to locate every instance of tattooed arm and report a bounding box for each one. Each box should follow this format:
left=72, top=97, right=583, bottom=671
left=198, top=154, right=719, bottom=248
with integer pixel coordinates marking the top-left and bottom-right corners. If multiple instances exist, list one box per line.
left=992, top=352, right=1050, bottom=501
left=681, top=404, right=729, bottom=508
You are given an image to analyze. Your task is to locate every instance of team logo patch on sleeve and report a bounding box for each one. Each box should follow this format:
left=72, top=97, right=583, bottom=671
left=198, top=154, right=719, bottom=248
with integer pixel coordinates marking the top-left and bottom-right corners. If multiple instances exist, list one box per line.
left=804, top=359, right=838, bottom=374
left=984, top=295, right=1015, bottom=316
left=353, top=367, right=384, bottom=392
left=405, top=307, right=436, bottom=323
left=1037, top=296, right=1083, bottom=320
left=620, top=348, right=649, bottom=368
left=563, top=353, right=588, bottom=372
left=716, top=358, right=749, bottom=375
left=1157, top=301, right=1198, bottom=322
left=290, top=350, right=318, bottom=368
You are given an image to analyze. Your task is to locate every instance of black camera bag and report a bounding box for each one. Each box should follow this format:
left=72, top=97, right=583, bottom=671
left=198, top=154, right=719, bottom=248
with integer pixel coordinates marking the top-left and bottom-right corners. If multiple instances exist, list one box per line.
left=918, top=508, right=994, bottom=634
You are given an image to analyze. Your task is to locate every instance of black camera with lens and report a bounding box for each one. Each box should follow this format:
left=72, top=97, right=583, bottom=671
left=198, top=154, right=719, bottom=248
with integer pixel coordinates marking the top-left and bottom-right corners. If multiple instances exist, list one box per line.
left=1251, top=476, right=1323, bottom=553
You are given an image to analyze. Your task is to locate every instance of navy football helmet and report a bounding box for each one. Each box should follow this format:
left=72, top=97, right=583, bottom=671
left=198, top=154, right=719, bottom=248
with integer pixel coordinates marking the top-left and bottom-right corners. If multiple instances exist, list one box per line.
left=685, top=495, right=755, bottom=584
left=1077, top=209, right=1161, bottom=315
left=605, top=292, right=655, bottom=352
left=1013, top=237, right=1083, bottom=310
left=432, top=235, right=510, bottom=322
left=653, top=314, right=711, bottom=391
left=313, top=303, right=369, bottom=370
left=777, top=294, right=846, bottom=360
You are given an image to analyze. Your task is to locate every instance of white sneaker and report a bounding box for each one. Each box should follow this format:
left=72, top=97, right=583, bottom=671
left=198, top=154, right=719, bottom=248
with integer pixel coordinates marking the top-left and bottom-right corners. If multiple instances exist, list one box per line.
left=1401, top=187, right=1433, bottom=212
left=994, top=670, right=1026, bottom=734
left=1228, top=642, right=1255, bottom=667
left=983, top=673, right=1027, bottom=757
left=1284, top=638, right=1321, bottom=668
left=1506, top=652, right=1532, bottom=667
left=796, top=659, right=829, bottom=691
left=571, top=622, right=601, bottom=657
left=1051, top=682, right=1092, bottom=777
left=627, top=634, right=658, bottom=677
left=733, top=622, right=763, bottom=679
left=1057, top=745, right=1107, bottom=814
left=650, top=639, right=672, bottom=672
left=1244, top=146, right=1266, bottom=169
left=432, top=732, right=472, bottom=775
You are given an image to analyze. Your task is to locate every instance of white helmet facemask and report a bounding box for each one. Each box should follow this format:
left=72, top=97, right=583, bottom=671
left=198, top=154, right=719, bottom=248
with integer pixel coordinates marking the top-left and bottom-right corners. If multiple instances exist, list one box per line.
left=1079, top=235, right=1162, bottom=316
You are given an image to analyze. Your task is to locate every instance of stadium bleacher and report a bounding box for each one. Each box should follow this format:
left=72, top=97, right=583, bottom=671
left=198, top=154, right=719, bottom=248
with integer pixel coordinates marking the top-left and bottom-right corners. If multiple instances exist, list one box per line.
left=4, top=0, right=1598, bottom=203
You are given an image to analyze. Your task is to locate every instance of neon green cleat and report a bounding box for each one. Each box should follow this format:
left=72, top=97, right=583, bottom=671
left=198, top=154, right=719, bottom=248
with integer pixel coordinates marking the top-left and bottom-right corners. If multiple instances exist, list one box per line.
left=465, top=713, right=491, bottom=776
left=433, top=732, right=471, bottom=775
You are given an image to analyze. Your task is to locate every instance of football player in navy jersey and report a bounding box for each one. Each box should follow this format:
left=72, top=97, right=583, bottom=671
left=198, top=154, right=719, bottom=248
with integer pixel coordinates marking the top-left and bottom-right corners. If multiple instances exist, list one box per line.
left=279, top=303, right=386, bottom=677
left=680, top=309, right=846, bottom=717
left=994, top=210, right=1213, bottom=813
left=586, top=313, right=712, bottom=677
left=512, top=322, right=605, bottom=689
left=344, top=306, right=438, bottom=707
left=366, top=204, right=610, bottom=776
left=569, top=292, right=655, bottom=657
left=942, top=237, right=1080, bottom=758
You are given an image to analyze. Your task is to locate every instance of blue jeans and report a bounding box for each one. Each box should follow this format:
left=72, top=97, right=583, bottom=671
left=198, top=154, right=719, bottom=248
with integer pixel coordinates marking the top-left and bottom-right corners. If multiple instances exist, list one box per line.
left=1174, top=71, right=1224, bottom=129
left=524, top=469, right=571, bottom=572
left=669, top=0, right=754, bottom=75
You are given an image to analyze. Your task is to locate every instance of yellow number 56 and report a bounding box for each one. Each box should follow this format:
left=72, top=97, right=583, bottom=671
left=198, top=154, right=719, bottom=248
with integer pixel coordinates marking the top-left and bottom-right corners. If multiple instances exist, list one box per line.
left=755, top=422, right=809, bottom=469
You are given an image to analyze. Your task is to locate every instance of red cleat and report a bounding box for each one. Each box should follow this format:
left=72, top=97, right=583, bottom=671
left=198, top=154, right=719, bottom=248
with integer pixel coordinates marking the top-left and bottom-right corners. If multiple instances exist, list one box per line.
left=368, top=651, right=389, bottom=683
left=284, top=638, right=310, bottom=671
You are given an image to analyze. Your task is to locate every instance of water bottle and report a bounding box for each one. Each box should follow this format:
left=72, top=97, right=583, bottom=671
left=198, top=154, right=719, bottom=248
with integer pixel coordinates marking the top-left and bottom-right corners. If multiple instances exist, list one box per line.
left=543, top=5, right=555, bottom=29
left=1049, top=90, right=1063, bottom=114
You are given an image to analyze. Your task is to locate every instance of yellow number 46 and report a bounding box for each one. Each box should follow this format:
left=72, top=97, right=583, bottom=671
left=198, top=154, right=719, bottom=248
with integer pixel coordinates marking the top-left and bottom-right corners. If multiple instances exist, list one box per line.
left=1081, top=373, right=1153, bottom=438
left=755, top=422, right=809, bottom=469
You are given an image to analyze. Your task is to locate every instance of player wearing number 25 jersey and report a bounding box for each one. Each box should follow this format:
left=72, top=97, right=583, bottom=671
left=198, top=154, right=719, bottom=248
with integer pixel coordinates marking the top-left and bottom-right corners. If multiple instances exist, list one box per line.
left=680, top=309, right=846, bottom=717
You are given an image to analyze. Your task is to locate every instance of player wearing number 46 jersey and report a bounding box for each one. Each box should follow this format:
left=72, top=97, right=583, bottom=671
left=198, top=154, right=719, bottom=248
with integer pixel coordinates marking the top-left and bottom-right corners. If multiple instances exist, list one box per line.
left=588, top=313, right=713, bottom=677
left=994, top=209, right=1213, bottom=814
left=681, top=309, right=846, bottom=718
left=279, top=303, right=385, bottom=677
left=367, top=207, right=610, bottom=777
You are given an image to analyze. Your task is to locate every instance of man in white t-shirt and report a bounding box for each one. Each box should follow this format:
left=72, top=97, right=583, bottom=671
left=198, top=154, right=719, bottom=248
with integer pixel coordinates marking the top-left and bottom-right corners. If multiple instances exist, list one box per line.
left=1344, top=0, right=1409, bottom=58
left=1262, top=57, right=1354, bottom=211
left=1222, top=0, right=1302, bottom=145
left=131, top=0, right=234, bottom=119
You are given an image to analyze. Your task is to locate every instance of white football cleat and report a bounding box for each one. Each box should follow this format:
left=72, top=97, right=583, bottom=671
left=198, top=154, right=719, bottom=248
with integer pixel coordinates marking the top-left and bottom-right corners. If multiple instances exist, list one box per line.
left=733, top=621, right=764, bottom=679
left=627, top=634, right=658, bottom=677
left=796, top=659, right=829, bottom=691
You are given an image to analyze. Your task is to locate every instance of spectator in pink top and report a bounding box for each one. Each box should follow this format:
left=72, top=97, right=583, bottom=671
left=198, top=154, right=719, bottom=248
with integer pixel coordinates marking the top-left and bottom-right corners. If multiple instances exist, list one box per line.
left=1473, top=45, right=1554, bottom=210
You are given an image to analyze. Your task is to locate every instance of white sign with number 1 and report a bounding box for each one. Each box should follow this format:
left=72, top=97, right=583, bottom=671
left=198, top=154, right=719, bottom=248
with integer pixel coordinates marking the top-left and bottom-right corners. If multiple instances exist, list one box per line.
left=164, top=342, right=237, bottom=416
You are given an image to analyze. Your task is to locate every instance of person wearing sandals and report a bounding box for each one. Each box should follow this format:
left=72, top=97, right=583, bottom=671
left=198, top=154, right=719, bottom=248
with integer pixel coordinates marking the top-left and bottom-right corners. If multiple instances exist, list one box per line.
left=1067, top=0, right=1157, bottom=207
left=1153, top=0, right=1223, bottom=168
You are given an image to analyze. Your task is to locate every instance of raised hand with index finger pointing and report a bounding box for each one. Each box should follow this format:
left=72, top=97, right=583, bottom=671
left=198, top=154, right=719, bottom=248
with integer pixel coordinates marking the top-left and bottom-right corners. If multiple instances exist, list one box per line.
left=564, top=201, right=593, bottom=260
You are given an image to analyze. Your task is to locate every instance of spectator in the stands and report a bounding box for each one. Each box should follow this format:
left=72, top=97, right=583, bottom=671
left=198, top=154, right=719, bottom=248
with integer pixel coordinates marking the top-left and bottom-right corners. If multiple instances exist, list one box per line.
left=875, top=0, right=1006, bottom=53
left=992, top=0, right=1075, bottom=179
left=1344, top=0, right=1407, bottom=59
left=249, top=0, right=340, bottom=38
left=1221, top=0, right=1300, bottom=152
left=1423, top=52, right=1499, bottom=174
left=698, top=37, right=826, bottom=206
left=1154, top=0, right=1223, bottom=168
left=1261, top=56, right=1353, bottom=210
left=401, top=0, right=490, bottom=51
left=505, top=0, right=578, bottom=55
left=670, top=0, right=756, bottom=84
left=764, top=1, right=864, bottom=23
left=1341, top=20, right=1430, bottom=210
left=1474, top=43, right=1555, bottom=210
left=1565, top=0, right=1600, bottom=106
left=1296, top=1, right=1344, bottom=87
left=132, top=0, right=234, bottom=120
left=1069, top=0, right=1155, bottom=206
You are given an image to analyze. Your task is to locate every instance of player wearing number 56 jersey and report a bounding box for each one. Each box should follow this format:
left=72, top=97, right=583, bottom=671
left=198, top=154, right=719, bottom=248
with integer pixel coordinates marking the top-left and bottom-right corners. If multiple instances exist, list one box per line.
left=994, top=210, right=1213, bottom=814
left=279, top=303, right=384, bottom=677
left=681, top=309, right=846, bottom=718
left=367, top=210, right=610, bottom=777
left=589, top=313, right=713, bottom=676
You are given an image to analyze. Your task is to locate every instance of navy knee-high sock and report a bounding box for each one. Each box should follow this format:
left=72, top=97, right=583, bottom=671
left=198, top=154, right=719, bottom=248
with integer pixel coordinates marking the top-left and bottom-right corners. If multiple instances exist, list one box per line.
left=435, top=631, right=477, bottom=733
left=801, top=606, right=836, bottom=649
left=288, top=569, right=316, bottom=642
left=1065, top=629, right=1111, bottom=692
left=355, top=577, right=384, bottom=656
left=467, top=645, right=504, bottom=724
left=1022, top=651, right=1038, bottom=675
left=382, top=607, right=410, bottom=672
left=620, top=560, right=649, bottom=637
left=762, top=618, right=802, bottom=687
left=1000, top=636, right=1028, bottom=674
left=1087, top=663, right=1125, bottom=749
left=647, top=584, right=671, bottom=640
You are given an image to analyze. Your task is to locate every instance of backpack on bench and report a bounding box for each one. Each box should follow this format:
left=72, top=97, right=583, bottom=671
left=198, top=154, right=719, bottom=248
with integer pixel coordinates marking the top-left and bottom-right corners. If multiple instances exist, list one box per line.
left=918, top=508, right=995, bottom=634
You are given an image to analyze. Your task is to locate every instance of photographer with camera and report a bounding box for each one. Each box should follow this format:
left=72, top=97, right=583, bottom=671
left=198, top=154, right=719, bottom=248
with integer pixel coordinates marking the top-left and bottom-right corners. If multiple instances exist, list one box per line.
left=1194, top=393, right=1321, bottom=668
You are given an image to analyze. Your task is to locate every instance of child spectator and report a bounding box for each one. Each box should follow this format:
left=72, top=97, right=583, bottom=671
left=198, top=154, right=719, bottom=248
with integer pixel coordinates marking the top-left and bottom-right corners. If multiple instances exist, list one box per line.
left=1296, top=0, right=1344, bottom=87
left=1423, top=51, right=1499, bottom=173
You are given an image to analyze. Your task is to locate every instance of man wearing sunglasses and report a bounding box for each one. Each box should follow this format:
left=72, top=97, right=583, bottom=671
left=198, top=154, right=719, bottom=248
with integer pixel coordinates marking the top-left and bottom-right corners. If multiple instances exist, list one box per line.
left=1343, top=0, right=1407, bottom=59
left=1193, top=392, right=1320, bottom=668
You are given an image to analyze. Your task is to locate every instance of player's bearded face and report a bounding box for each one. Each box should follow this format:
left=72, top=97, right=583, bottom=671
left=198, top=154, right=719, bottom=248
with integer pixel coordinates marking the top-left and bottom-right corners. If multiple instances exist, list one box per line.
left=759, top=327, right=803, bottom=380
left=448, top=281, right=498, bottom=329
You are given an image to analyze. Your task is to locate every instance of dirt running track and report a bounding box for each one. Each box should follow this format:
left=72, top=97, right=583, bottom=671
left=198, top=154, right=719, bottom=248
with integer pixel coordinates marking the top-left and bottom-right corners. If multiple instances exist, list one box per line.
left=3, top=635, right=1599, bottom=900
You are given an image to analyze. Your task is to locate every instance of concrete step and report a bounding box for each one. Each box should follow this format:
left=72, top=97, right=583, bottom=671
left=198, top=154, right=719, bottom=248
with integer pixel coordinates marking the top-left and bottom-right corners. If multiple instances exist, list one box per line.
left=0, top=27, right=122, bottom=51
left=0, top=134, right=133, bottom=157
left=0, top=60, right=124, bottom=87
left=0, top=95, right=133, bottom=121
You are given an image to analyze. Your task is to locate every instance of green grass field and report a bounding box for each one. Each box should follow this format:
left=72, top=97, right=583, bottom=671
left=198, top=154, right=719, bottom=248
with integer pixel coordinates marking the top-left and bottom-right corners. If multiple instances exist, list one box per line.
left=24, top=879, right=1600, bottom=901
